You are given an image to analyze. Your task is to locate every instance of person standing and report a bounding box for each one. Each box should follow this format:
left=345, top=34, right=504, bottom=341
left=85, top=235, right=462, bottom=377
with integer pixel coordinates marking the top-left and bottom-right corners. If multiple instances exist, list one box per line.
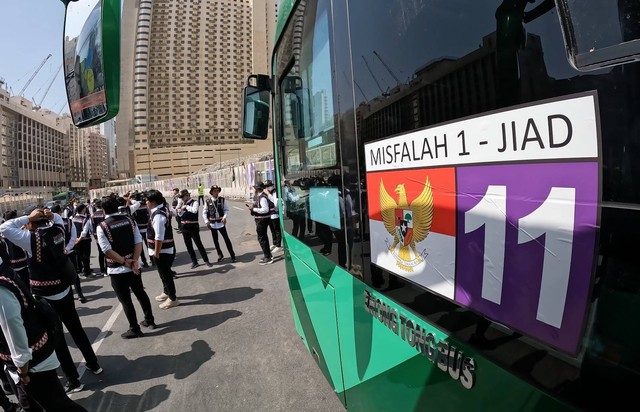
left=52, top=204, right=86, bottom=304
left=0, top=267, right=88, bottom=411
left=171, top=188, right=182, bottom=233
left=203, top=185, right=236, bottom=263
left=146, top=190, right=180, bottom=309
left=97, top=196, right=156, bottom=338
left=197, top=183, right=205, bottom=206
left=132, top=192, right=152, bottom=268
left=90, top=199, right=107, bottom=276
left=176, top=189, right=213, bottom=269
left=72, top=204, right=93, bottom=277
left=1, top=210, right=30, bottom=288
left=264, top=180, right=282, bottom=254
left=0, top=207, right=102, bottom=393
left=247, top=182, right=275, bottom=265
left=0, top=206, right=102, bottom=392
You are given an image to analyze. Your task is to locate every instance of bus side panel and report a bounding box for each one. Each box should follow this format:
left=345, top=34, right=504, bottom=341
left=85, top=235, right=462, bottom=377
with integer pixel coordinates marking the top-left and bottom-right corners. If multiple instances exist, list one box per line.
left=285, top=235, right=346, bottom=405
left=329, top=264, right=574, bottom=411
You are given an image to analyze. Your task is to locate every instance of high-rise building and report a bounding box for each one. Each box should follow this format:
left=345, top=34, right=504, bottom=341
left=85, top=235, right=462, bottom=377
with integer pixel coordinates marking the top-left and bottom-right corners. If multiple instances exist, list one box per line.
left=118, top=0, right=278, bottom=179
left=0, top=84, right=66, bottom=191
left=86, top=128, right=108, bottom=188
left=102, top=118, right=117, bottom=179
left=57, top=116, right=88, bottom=190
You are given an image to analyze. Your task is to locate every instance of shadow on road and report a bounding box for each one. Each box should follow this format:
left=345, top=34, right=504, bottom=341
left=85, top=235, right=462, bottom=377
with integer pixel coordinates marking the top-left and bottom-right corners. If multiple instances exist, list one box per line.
left=147, top=310, right=242, bottom=334
left=76, top=384, right=171, bottom=411
left=179, top=286, right=263, bottom=305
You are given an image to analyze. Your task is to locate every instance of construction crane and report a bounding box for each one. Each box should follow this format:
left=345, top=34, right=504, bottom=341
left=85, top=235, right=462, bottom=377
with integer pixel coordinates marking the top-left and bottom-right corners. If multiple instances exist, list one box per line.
left=362, top=56, right=389, bottom=97
left=33, top=64, right=62, bottom=111
left=373, top=50, right=401, bottom=86
left=18, top=54, right=52, bottom=97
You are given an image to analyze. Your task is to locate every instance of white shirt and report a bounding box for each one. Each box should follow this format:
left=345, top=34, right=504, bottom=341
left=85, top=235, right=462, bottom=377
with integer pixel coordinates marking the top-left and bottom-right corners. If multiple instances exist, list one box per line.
left=96, top=213, right=143, bottom=275
left=0, top=215, right=71, bottom=300
left=267, top=191, right=279, bottom=219
left=0, top=286, right=60, bottom=383
left=148, top=205, right=174, bottom=255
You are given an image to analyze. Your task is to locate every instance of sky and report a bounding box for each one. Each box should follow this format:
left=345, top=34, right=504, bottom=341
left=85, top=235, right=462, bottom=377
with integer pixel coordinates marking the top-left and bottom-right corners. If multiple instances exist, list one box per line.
left=0, top=0, right=68, bottom=114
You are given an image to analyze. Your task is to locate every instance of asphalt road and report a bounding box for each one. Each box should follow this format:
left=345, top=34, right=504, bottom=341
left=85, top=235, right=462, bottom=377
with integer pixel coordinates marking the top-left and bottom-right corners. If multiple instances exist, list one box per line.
left=49, top=200, right=346, bottom=411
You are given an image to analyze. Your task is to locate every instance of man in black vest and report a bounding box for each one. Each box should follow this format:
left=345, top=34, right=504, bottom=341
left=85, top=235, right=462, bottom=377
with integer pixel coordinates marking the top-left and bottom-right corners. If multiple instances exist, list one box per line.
left=51, top=204, right=87, bottom=304
left=0, top=263, right=87, bottom=411
left=146, top=190, right=181, bottom=309
left=171, top=187, right=182, bottom=233
left=72, top=204, right=93, bottom=277
left=247, top=182, right=275, bottom=265
left=132, top=192, right=151, bottom=267
left=0, top=207, right=103, bottom=392
left=176, top=189, right=213, bottom=269
left=90, top=199, right=107, bottom=276
left=203, top=185, right=237, bottom=263
left=1, top=210, right=30, bottom=287
left=97, top=196, right=156, bottom=338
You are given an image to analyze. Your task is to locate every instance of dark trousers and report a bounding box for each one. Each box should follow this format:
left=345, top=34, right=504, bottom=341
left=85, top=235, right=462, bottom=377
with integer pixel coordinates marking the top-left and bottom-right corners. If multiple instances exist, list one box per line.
left=75, top=240, right=92, bottom=275
left=210, top=226, right=235, bottom=259
left=96, top=241, right=106, bottom=273
left=68, top=252, right=84, bottom=298
left=21, top=369, right=87, bottom=412
left=156, top=252, right=177, bottom=300
left=256, top=219, right=272, bottom=258
left=290, top=213, right=306, bottom=241
left=110, top=271, right=154, bottom=331
left=44, top=290, right=99, bottom=370
left=54, top=321, right=81, bottom=383
left=182, top=227, right=210, bottom=264
left=269, top=217, right=282, bottom=248
left=140, top=232, right=149, bottom=265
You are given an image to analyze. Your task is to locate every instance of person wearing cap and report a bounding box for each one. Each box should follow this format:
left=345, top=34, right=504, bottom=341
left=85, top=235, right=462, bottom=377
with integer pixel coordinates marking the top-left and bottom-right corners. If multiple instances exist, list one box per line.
left=146, top=189, right=180, bottom=309
left=0, top=206, right=103, bottom=392
left=203, top=185, right=237, bottom=263
left=247, top=182, right=275, bottom=265
left=264, top=180, right=283, bottom=254
left=176, top=189, right=213, bottom=269
left=97, top=196, right=156, bottom=338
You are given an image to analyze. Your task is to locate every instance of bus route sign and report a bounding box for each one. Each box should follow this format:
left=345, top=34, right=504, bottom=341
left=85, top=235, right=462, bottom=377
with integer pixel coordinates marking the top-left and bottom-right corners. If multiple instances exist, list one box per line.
left=364, top=92, right=600, bottom=355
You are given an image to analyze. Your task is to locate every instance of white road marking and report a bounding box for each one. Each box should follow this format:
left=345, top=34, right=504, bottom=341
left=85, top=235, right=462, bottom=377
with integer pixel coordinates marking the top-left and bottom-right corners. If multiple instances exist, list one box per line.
left=77, top=302, right=123, bottom=379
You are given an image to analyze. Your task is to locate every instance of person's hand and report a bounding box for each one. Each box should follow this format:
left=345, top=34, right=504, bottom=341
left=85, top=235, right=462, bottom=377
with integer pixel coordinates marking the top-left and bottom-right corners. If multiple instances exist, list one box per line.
left=206, top=223, right=211, bottom=229
left=43, top=209, right=53, bottom=220
left=131, top=260, right=140, bottom=275
left=27, top=208, right=45, bottom=222
left=18, top=364, right=30, bottom=385
left=221, top=217, right=226, bottom=224
left=154, top=253, right=160, bottom=260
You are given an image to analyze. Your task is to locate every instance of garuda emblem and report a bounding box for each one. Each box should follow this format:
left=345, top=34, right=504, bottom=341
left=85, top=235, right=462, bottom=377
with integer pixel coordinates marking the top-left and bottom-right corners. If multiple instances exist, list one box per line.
left=379, top=177, right=433, bottom=271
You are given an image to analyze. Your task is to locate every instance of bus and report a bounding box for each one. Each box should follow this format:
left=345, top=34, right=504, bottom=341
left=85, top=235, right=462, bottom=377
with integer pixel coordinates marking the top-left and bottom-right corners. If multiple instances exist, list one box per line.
left=62, top=0, right=640, bottom=410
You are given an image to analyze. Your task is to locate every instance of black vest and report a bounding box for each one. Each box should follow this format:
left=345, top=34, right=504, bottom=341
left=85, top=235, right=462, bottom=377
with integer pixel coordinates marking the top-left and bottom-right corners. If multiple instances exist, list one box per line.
left=60, top=216, right=74, bottom=247
left=100, top=215, right=136, bottom=269
left=0, top=271, right=55, bottom=369
left=5, top=238, right=28, bottom=269
left=28, top=225, right=69, bottom=296
left=180, top=199, right=199, bottom=230
left=147, top=206, right=174, bottom=252
left=91, top=209, right=106, bottom=236
left=72, top=214, right=91, bottom=241
left=206, top=197, right=225, bottom=222
left=253, top=193, right=274, bottom=219
left=133, top=205, right=150, bottom=232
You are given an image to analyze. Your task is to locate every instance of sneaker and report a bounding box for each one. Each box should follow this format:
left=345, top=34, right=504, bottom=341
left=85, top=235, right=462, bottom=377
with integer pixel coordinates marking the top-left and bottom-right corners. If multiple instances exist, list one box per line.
left=121, top=329, right=144, bottom=339
left=79, top=296, right=87, bottom=304
left=269, top=245, right=276, bottom=251
left=205, top=262, right=214, bottom=268
left=140, top=320, right=157, bottom=330
left=155, top=292, right=169, bottom=302
left=217, top=256, right=225, bottom=262
left=87, top=364, right=103, bottom=375
left=64, top=380, right=84, bottom=394
left=272, top=246, right=283, bottom=253
left=142, top=263, right=149, bottom=268
left=231, top=257, right=237, bottom=263
left=190, top=262, right=200, bottom=269
left=259, top=257, right=275, bottom=265
left=159, top=299, right=180, bottom=309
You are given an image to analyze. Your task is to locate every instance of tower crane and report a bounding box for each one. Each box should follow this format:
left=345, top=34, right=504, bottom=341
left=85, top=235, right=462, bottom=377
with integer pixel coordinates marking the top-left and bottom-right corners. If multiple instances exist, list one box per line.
left=18, top=54, right=52, bottom=97
left=373, top=51, right=401, bottom=86
left=361, top=56, right=389, bottom=97
left=33, top=64, right=63, bottom=111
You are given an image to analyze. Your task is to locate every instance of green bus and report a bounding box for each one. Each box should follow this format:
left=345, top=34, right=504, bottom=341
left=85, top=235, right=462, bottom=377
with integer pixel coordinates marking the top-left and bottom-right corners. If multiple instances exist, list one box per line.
left=62, top=0, right=640, bottom=410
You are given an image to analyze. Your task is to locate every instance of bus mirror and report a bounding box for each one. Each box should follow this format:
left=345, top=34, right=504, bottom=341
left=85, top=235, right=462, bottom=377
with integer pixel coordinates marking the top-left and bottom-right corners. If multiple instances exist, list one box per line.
left=556, top=0, right=640, bottom=70
left=62, top=0, right=120, bottom=127
left=242, top=83, right=271, bottom=140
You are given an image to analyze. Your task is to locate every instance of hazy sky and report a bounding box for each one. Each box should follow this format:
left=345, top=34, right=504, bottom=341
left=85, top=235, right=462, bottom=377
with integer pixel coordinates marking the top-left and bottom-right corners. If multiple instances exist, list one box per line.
left=0, top=0, right=68, bottom=114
